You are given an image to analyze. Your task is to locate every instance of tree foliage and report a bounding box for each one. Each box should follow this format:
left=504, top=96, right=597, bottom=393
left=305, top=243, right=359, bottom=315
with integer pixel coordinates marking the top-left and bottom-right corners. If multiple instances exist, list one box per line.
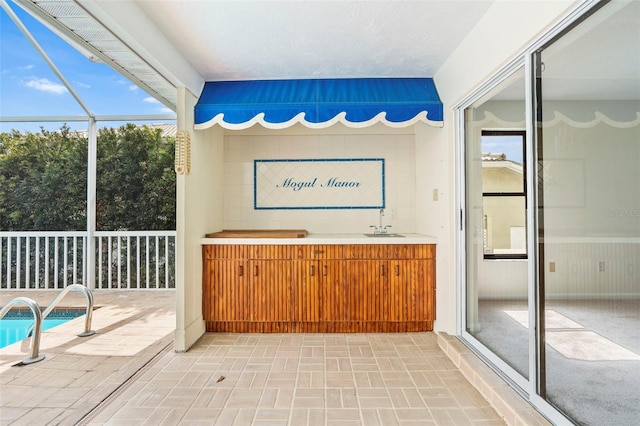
left=0, top=124, right=176, bottom=231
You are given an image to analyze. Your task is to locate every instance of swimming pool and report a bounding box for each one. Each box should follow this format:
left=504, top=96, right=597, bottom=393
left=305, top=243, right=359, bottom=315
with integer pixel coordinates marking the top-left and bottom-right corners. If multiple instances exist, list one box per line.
left=0, top=311, right=84, bottom=349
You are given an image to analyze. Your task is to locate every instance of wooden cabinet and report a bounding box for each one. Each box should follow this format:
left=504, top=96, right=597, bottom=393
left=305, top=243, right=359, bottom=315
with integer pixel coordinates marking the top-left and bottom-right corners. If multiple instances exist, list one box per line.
left=345, top=259, right=386, bottom=323
left=203, top=242, right=435, bottom=333
left=344, top=244, right=435, bottom=331
left=292, top=245, right=344, bottom=331
left=203, top=244, right=292, bottom=332
left=203, top=245, right=248, bottom=330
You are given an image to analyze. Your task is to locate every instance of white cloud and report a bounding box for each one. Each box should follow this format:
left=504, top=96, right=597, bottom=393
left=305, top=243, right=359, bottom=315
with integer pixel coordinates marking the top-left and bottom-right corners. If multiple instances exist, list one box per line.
left=143, top=96, right=160, bottom=104
left=128, top=84, right=138, bottom=91
left=159, top=106, right=174, bottom=114
left=75, top=81, right=91, bottom=89
left=24, top=77, right=68, bottom=94
left=17, top=64, right=34, bottom=71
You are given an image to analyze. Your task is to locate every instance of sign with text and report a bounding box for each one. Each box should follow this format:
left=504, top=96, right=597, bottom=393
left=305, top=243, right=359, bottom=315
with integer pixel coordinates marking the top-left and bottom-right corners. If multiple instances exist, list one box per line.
left=254, top=158, right=385, bottom=210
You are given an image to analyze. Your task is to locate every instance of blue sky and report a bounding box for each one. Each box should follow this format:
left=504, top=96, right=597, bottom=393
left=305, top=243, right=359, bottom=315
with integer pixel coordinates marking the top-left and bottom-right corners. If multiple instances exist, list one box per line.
left=0, top=2, right=174, bottom=133
left=481, top=134, right=524, bottom=164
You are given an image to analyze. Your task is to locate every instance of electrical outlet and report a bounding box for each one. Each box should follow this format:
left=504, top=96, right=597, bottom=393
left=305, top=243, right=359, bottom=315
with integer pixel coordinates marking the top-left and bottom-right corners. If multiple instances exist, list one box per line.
left=433, top=188, right=438, bottom=201
left=549, top=262, right=555, bottom=272
left=598, top=261, right=605, bottom=272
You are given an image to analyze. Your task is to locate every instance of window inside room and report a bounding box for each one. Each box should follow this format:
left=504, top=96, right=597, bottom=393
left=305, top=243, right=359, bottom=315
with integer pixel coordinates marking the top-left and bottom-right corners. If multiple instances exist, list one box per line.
left=481, top=131, right=526, bottom=259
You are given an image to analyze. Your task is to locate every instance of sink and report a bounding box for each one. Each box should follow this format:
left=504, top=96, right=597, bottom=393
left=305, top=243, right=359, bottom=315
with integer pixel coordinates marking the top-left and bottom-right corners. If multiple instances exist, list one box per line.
left=363, top=233, right=405, bottom=238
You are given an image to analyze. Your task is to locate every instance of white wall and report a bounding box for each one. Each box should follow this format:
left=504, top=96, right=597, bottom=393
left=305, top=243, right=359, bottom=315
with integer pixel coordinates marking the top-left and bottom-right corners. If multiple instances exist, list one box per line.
left=221, top=124, right=419, bottom=234
left=175, top=88, right=224, bottom=351
left=435, top=1, right=577, bottom=107
left=415, top=123, right=454, bottom=332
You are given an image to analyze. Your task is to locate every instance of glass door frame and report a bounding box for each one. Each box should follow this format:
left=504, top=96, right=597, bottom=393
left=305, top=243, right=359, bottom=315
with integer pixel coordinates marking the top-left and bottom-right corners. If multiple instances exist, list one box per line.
left=454, top=55, right=534, bottom=397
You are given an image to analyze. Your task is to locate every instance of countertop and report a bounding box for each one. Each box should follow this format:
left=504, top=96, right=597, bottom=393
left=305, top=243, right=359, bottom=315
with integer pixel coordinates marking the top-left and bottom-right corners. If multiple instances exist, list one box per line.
left=201, top=233, right=437, bottom=245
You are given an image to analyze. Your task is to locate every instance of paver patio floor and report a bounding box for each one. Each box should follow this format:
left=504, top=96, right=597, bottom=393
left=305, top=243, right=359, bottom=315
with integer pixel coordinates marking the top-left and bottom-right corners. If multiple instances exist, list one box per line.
left=1, top=291, right=506, bottom=425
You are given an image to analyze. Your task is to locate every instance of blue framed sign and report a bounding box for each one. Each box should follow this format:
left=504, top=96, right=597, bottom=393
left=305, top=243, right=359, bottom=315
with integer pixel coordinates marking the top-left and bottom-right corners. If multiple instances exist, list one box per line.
left=254, top=158, right=385, bottom=210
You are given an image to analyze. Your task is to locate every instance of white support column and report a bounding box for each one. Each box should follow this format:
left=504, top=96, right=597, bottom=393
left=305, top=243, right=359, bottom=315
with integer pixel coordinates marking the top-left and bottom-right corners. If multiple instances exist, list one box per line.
left=86, top=117, right=97, bottom=289
left=175, top=86, right=220, bottom=352
left=175, top=86, right=192, bottom=351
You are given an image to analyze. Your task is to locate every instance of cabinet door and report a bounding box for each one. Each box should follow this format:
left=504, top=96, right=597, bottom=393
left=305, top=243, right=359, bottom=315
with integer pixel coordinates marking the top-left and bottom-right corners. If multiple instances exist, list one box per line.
left=249, top=260, right=291, bottom=322
left=389, top=259, right=432, bottom=321
left=345, top=260, right=387, bottom=322
left=321, top=260, right=346, bottom=322
left=292, top=260, right=321, bottom=323
left=203, top=259, right=248, bottom=322
left=292, top=260, right=346, bottom=323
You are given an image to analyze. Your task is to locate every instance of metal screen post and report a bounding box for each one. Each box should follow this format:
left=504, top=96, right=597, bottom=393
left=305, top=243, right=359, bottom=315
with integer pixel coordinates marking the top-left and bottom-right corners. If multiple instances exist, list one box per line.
left=86, top=117, right=97, bottom=289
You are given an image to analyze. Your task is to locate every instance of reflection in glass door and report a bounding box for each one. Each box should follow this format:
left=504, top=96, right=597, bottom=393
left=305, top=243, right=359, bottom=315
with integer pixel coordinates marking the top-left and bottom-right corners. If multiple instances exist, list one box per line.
left=535, top=1, right=640, bottom=423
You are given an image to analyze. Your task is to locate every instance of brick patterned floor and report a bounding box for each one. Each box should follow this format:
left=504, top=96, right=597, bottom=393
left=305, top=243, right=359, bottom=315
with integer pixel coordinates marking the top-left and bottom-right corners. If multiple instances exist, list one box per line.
left=86, top=333, right=504, bottom=425
left=1, top=291, right=504, bottom=425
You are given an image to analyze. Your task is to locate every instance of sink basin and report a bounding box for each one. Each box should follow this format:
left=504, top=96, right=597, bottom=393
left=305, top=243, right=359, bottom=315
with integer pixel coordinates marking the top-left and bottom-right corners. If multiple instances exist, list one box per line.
left=363, top=233, right=405, bottom=238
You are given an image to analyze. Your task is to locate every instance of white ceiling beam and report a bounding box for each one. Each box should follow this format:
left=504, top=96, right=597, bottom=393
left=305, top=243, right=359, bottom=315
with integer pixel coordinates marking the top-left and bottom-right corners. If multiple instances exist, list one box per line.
left=81, top=0, right=204, bottom=97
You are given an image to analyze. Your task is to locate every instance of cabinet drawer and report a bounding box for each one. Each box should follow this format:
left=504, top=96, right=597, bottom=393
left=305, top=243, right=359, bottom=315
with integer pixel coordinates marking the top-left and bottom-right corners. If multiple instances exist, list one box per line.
left=294, top=245, right=343, bottom=259
left=247, top=244, right=292, bottom=259
left=388, top=244, right=436, bottom=259
left=203, top=244, right=248, bottom=259
left=344, top=244, right=389, bottom=259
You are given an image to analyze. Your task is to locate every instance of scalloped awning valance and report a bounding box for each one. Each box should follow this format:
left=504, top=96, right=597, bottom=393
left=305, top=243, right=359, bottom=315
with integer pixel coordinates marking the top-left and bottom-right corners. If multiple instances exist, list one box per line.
left=194, top=78, right=443, bottom=130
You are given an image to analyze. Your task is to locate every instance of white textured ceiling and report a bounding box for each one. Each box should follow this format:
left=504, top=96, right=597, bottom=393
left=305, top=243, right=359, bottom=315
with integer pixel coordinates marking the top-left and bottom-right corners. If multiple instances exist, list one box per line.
left=133, top=0, right=494, bottom=82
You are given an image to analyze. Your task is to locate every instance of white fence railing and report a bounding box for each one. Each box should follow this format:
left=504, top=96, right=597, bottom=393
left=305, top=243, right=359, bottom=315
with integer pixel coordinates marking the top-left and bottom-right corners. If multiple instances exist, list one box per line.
left=0, top=231, right=176, bottom=290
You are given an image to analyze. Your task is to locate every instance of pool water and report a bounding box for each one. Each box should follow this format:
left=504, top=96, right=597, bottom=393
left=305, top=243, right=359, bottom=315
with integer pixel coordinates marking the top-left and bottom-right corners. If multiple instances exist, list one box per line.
left=0, top=312, right=84, bottom=348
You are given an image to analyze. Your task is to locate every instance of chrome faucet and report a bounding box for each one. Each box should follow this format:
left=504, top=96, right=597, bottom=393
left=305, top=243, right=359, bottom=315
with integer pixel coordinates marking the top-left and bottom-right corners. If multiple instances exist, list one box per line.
left=370, top=208, right=391, bottom=234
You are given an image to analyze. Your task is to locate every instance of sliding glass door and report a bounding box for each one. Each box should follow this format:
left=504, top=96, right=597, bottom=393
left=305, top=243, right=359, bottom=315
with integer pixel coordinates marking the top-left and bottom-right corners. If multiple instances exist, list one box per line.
left=462, top=1, right=639, bottom=424
left=534, top=1, right=640, bottom=423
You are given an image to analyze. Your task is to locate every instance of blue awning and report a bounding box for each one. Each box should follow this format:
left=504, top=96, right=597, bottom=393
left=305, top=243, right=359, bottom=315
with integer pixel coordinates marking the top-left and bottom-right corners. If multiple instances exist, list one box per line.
left=194, top=78, right=443, bottom=130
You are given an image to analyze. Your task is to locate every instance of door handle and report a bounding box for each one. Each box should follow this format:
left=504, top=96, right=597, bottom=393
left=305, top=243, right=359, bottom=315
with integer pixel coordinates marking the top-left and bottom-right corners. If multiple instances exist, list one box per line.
left=239, top=265, right=244, bottom=276
left=395, top=264, right=399, bottom=276
left=323, top=265, right=327, bottom=276
left=254, top=265, right=258, bottom=276
left=310, top=265, right=315, bottom=276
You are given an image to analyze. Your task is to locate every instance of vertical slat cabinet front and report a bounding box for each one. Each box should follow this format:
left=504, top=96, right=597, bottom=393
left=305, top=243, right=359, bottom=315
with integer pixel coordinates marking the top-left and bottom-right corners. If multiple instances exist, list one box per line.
left=345, top=259, right=386, bottom=324
left=422, top=244, right=436, bottom=324
left=426, top=254, right=436, bottom=323
left=389, top=259, right=429, bottom=322
left=249, top=259, right=292, bottom=324
left=321, top=258, right=345, bottom=326
left=203, top=245, right=248, bottom=331
left=248, top=244, right=292, bottom=331
left=292, top=245, right=345, bottom=331
left=213, top=259, right=248, bottom=323
left=387, top=244, right=436, bottom=330
left=292, top=259, right=320, bottom=325
left=203, top=242, right=435, bottom=333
